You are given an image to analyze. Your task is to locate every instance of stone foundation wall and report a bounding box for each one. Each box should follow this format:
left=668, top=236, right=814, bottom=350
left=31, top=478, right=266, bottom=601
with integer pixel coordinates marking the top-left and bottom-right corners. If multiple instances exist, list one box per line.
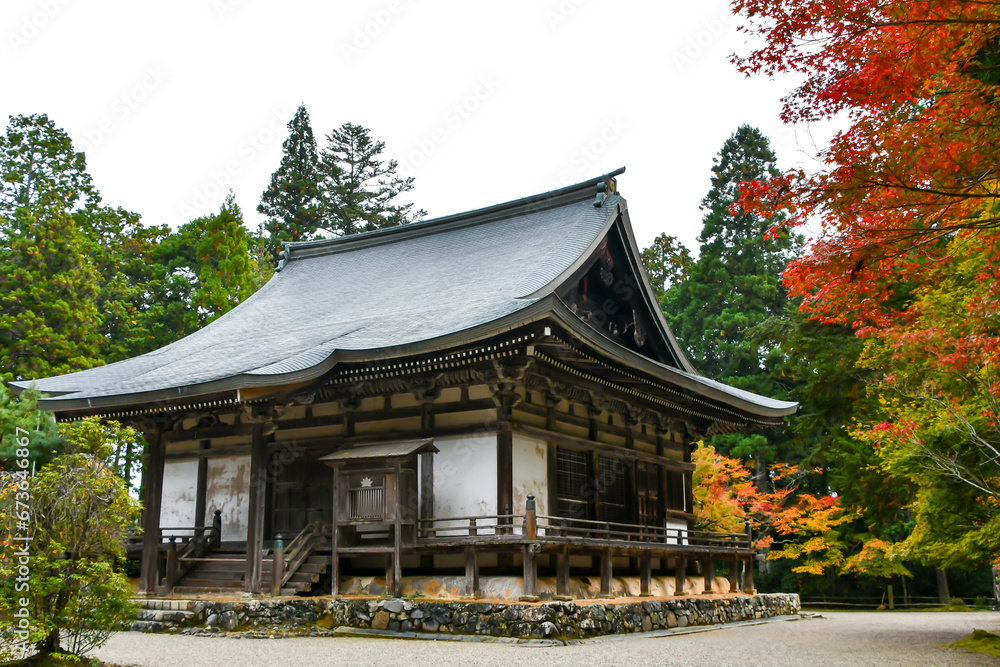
left=134, top=593, right=800, bottom=640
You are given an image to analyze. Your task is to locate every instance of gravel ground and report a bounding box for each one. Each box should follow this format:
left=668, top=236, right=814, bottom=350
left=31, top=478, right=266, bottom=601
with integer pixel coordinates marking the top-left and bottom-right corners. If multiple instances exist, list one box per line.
left=93, top=611, right=1000, bottom=667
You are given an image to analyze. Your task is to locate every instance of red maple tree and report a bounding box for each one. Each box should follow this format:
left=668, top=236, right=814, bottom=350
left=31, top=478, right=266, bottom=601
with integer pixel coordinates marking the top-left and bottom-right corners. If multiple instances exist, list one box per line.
left=732, top=0, right=1000, bottom=328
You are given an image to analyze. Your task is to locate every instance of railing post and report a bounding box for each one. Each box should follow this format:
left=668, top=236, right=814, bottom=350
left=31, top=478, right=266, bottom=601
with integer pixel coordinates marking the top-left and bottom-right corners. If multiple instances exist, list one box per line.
left=164, top=536, right=178, bottom=594
left=704, top=556, right=715, bottom=594
left=469, top=517, right=477, bottom=537
left=272, top=533, right=284, bottom=597
left=525, top=494, right=537, bottom=540
left=211, top=509, right=222, bottom=549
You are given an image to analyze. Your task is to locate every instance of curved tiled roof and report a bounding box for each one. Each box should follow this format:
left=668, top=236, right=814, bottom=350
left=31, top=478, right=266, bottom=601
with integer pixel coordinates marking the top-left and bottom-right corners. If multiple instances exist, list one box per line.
left=12, top=170, right=797, bottom=419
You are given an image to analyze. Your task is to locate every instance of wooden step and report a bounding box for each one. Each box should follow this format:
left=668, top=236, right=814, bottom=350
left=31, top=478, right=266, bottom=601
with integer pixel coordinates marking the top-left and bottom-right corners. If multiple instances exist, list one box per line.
left=175, top=579, right=243, bottom=588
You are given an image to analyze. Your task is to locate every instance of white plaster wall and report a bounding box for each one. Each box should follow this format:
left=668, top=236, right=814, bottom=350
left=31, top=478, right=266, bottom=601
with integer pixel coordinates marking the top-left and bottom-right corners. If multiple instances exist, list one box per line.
left=160, top=460, right=198, bottom=534
left=431, top=434, right=496, bottom=532
left=512, top=434, right=547, bottom=518
left=205, top=455, right=250, bottom=542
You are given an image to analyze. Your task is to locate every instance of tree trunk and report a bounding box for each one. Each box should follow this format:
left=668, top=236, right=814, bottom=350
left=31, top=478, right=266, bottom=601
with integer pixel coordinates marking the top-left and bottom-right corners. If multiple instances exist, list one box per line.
left=754, top=456, right=768, bottom=493
left=992, top=563, right=1000, bottom=611
left=122, top=440, right=134, bottom=491
left=935, top=567, right=950, bottom=604
left=39, top=627, right=60, bottom=655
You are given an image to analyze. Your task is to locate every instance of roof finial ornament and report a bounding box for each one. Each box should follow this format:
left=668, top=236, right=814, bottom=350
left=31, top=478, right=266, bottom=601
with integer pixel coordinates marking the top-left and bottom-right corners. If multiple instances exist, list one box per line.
left=276, top=246, right=290, bottom=272
left=593, top=175, right=617, bottom=208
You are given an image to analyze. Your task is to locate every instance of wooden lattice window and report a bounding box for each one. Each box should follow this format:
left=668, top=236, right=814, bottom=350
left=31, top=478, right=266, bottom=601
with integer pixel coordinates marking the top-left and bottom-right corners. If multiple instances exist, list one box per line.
left=348, top=473, right=385, bottom=520
left=597, top=455, right=629, bottom=524
left=555, top=448, right=591, bottom=520
left=666, top=470, right=686, bottom=512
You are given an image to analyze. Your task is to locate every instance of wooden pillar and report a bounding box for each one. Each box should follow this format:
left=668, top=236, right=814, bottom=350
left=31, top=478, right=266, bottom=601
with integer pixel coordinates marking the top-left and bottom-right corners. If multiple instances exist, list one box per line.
left=465, top=546, right=479, bottom=597
left=419, top=449, right=434, bottom=573
left=139, top=427, right=165, bottom=594
left=497, top=431, right=513, bottom=528
left=523, top=546, right=538, bottom=598
left=704, top=556, right=715, bottom=594
left=743, top=557, right=755, bottom=594
left=640, top=554, right=652, bottom=597
left=331, top=468, right=340, bottom=596
left=742, top=519, right=754, bottom=594
left=675, top=556, right=687, bottom=595
left=730, top=557, right=740, bottom=593
left=600, top=548, right=613, bottom=596
left=195, top=440, right=209, bottom=528
left=496, top=395, right=514, bottom=574
left=164, top=537, right=178, bottom=594
left=392, top=462, right=403, bottom=597
left=556, top=548, right=570, bottom=597
left=386, top=554, right=396, bottom=598
left=245, top=420, right=267, bottom=594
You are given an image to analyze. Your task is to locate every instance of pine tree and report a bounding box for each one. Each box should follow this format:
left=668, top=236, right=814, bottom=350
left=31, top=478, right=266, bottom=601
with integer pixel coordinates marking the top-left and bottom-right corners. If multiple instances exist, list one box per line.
left=258, top=104, right=324, bottom=259
left=0, top=113, right=97, bottom=215
left=193, top=193, right=257, bottom=321
left=0, top=115, right=104, bottom=382
left=319, top=122, right=424, bottom=236
left=662, top=125, right=800, bottom=486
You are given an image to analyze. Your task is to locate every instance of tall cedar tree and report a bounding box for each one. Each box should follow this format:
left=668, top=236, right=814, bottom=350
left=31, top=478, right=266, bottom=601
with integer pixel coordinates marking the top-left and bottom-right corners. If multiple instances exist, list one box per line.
left=0, top=115, right=104, bottom=381
left=662, top=126, right=800, bottom=486
left=319, top=122, right=424, bottom=236
left=258, top=104, right=323, bottom=259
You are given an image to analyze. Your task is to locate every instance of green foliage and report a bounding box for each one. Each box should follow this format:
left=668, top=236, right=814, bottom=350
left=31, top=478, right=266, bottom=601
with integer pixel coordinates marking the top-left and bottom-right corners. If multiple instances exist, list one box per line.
left=152, top=194, right=264, bottom=338
left=258, top=104, right=324, bottom=259
left=857, top=230, right=1000, bottom=569
left=0, top=201, right=103, bottom=383
left=80, top=206, right=171, bottom=363
left=61, top=417, right=144, bottom=490
left=948, top=629, right=1000, bottom=658
left=662, top=126, right=800, bottom=477
left=0, top=420, right=139, bottom=658
left=640, top=233, right=692, bottom=299
left=0, top=113, right=97, bottom=214
left=0, top=386, right=61, bottom=468
left=319, top=122, right=424, bottom=236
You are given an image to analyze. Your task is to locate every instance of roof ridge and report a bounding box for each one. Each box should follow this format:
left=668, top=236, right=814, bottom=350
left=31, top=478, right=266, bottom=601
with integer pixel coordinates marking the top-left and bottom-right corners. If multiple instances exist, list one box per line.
left=279, top=167, right=626, bottom=266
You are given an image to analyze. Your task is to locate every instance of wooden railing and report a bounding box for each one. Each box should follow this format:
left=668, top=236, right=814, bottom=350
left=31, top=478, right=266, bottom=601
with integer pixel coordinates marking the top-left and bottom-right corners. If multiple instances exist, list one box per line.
left=271, top=521, right=327, bottom=595
left=535, top=515, right=750, bottom=550
left=418, top=514, right=525, bottom=540
left=414, top=511, right=750, bottom=552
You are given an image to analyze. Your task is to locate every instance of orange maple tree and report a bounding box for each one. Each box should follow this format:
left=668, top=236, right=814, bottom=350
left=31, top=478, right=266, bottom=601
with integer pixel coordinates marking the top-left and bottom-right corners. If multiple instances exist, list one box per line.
left=693, top=444, right=854, bottom=575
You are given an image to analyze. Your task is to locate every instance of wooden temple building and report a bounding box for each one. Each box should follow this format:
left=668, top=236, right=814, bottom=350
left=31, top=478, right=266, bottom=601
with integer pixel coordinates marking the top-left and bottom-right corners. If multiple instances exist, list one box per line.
left=14, top=169, right=796, bottom=599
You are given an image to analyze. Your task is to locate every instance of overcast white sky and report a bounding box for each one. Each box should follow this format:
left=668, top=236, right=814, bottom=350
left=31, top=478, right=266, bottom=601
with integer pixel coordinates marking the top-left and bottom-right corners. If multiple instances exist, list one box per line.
left=1, top=0, right=823, bottom=253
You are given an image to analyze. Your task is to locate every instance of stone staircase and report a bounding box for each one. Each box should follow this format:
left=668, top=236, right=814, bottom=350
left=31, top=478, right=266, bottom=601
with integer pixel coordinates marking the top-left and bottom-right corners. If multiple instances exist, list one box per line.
left=171, top=550, right=330, bottom=596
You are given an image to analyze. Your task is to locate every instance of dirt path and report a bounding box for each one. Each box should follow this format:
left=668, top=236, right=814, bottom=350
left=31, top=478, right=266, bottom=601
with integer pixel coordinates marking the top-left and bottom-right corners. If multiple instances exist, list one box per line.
left=93, top=611, right=1000, bottom=666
